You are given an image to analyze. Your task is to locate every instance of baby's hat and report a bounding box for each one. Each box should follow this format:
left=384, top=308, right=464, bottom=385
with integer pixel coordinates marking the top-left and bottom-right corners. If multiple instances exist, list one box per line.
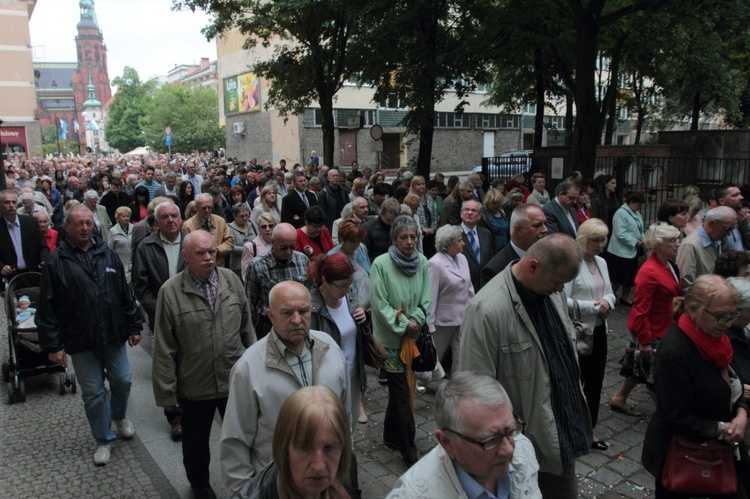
left=18, top=295, right=30, bottom=305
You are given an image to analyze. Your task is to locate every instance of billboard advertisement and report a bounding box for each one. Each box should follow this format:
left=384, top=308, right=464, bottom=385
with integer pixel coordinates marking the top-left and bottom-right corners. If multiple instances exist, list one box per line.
left=223, top=72, right=261, bottom=115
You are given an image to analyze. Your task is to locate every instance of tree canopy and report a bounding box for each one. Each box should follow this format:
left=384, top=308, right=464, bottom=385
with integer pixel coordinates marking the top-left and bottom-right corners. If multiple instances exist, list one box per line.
left=139, top=83, right=225, bottom=153
left=106, top=67, right=154, bottom=153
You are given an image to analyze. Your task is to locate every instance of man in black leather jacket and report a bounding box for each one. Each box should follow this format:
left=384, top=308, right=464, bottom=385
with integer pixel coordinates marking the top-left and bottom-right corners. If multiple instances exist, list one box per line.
left=37, top=205, right=142, bottom=467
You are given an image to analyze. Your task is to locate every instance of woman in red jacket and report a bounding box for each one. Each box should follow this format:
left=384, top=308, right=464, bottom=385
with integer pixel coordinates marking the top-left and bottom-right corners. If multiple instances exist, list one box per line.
left=609, top=222, right=681, bottom=417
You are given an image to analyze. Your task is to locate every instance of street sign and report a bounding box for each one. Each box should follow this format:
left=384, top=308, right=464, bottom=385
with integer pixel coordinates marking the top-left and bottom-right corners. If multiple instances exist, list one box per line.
left=165, top=134, right=172, bottom=146
left=165, top=126, right=172, bottom=135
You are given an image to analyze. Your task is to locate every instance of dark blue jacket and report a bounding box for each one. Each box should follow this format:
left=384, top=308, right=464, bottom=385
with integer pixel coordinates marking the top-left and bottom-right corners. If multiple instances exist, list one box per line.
left=36, top=236, right=142, bottom=355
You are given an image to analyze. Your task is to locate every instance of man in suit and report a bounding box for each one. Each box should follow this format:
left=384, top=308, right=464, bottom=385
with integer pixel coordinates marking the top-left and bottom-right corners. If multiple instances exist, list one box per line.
left=468, top=173, right=486, bottom=203
left=480, top=204, right=548, bottom=289
left=132, top=201, right=187, bottom=441
left=542, top=180, right=580, bottom=238
left=281, top=171, right=317, bottom=229
left=0, top=190, right=49, bottom=281
left=458, top=199, right=494, bottom=292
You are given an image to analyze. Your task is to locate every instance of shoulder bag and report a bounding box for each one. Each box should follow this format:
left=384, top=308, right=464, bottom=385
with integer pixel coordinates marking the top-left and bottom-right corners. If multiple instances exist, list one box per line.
left=661, top=434, right=737, bottom=495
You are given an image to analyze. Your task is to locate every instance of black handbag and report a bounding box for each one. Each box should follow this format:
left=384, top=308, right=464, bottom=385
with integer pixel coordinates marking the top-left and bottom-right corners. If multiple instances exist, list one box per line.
left=359, top=322, right=387, bottom=368
left=412, top=321, right=437, bottom=372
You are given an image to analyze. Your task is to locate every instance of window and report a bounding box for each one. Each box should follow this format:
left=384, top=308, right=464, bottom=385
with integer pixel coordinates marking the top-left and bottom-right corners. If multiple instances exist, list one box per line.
left=545, top=116, right=566, bottom=130
left=434, top=112, right=470, bottom=129
left=379, top=92, right=406, bottom=110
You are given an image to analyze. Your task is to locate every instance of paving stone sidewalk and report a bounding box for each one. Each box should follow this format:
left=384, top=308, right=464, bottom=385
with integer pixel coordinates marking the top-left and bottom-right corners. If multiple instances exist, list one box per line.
left=0, top=301, right=656, bottom=498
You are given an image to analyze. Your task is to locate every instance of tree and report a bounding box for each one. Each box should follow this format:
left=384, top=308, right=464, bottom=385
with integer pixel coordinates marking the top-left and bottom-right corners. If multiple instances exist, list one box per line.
left=174, top=0, right=368, bottom=167
left=106, top=67, right=154, bottom=153
left=358, top=0, right=494, bottom=177
left=139, top=83, right=225, bottom=153
left=42, top=125, right=58, bottom=145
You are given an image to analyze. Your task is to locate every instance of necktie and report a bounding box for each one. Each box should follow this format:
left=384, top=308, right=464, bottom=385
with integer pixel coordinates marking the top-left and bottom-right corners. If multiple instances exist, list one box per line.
left=204, top=219, right=211, bottom=231
left=469, top=229, right=480, bottom=262
left=300, top=191, right=309, bottom=208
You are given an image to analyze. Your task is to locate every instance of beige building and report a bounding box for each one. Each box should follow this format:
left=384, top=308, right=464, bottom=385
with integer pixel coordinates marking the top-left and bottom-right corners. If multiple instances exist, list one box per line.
left=216, top=28, right=557, bottom=171
left=0, top=0, right=42, bottom=160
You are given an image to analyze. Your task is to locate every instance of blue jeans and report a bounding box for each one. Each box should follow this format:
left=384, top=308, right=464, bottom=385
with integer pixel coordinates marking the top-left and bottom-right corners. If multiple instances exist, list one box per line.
left=70, top=343, right=133, bottom=445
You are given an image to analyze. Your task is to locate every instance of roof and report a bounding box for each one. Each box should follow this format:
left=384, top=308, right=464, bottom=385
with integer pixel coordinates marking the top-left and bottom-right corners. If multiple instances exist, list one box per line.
left=34, top=63, right=77, bottom=90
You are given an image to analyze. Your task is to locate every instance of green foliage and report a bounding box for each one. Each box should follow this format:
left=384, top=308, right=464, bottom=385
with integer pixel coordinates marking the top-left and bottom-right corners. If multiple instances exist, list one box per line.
left=139, top=83, right=225, bottom=153
left=174, top=0, right=369, bottom=166
left=106, top=67, right=154, bottom=153
left=42, top=125, right=58, bottom=145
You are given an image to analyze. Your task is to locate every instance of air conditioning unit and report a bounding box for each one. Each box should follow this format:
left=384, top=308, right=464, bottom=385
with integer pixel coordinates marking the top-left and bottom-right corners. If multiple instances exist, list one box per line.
left=233, top=121, right=246, bottom=135
left=346, top=116, right=361, bottom=129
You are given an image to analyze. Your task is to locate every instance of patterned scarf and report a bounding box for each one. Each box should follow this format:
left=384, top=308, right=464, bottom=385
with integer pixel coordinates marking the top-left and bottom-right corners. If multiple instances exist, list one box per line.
left=388, top=245, right=420, bottom=276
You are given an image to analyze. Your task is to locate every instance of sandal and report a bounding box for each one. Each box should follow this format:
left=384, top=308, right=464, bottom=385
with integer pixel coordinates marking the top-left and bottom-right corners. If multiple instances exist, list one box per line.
left=608, top=398, right=642, bottom=417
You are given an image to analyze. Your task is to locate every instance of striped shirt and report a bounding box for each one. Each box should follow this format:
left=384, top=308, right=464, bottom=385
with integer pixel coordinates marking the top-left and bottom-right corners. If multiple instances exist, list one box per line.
left=513, top=274, right=589, bottom=464
left=244, top=250, right=310, bottom=317
left=270, top=329, right=314, bottom=386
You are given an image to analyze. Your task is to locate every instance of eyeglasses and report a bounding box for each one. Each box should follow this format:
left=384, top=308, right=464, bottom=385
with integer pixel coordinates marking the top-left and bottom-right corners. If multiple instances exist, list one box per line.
left=716, top=221, right=737, bottom=232
left=330, top=280, right=352, bottom=290
left=442, top=417, right=525, bottom=451
left=704, top=309, right=741, bottom=325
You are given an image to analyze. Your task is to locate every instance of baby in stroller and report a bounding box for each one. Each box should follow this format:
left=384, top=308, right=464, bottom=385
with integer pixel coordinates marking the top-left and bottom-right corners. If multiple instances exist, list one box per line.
left=16, top=295, right=36, bottom=328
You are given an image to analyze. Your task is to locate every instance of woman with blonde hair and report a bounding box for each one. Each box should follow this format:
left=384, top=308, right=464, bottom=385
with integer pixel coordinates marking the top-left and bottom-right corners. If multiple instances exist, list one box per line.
left=234, top=386, right=353, bottom=498
left=479, top=188, right=509, bottom=251
left=108, top=206, right=134, bottom=285
left=609, top=222, right=681, bottom=418
left=408, top=175, right=437, bottom=257
left=565, top=218, right=616, bottom=450
left=250, top=185, right=280, bottom=225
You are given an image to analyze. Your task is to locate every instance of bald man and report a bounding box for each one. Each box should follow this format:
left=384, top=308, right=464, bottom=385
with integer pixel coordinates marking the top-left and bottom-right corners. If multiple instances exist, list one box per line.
left=244, top=222, right=310, bottom=338
left=220, top=281, right=350, bottom=494
left=152, top=230, right=255, bottom=498
left=461, top=234, right=591, bottom=498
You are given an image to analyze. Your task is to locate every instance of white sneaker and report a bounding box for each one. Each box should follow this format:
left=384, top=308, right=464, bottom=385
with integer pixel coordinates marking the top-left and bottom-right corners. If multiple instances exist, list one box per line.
left=94, top=445, right=111, bottom=466
left=113, top=418, right=135, bottom=439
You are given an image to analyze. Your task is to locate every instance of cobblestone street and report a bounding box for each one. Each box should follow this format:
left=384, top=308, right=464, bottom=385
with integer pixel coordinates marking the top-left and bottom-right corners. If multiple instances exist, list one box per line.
left=1, top=300, right=656, bottom=498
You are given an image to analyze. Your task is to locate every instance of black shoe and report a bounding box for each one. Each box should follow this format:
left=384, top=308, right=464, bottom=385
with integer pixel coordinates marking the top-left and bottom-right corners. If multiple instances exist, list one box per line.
left=383, top=440, right=400, bottom=451
left=378, top=368, right=388, bottom=386
left=591, top=440, right=609, bottom=451
left=192, top=485, right=216, bottom=499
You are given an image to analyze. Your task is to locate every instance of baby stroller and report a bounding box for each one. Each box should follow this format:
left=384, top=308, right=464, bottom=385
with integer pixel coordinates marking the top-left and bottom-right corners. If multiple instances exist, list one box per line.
left=2, top=272, right=76, bottom=403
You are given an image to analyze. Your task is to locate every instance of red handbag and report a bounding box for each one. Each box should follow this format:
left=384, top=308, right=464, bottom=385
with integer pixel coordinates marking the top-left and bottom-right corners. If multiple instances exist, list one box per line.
left=661, top=434, right=737, bottom=495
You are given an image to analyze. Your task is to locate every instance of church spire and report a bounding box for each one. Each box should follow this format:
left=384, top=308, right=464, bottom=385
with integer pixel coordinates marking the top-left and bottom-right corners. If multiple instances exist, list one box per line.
left=78, top=0, right=100, bottom=30
left=83, top=72, right=101, bottom=109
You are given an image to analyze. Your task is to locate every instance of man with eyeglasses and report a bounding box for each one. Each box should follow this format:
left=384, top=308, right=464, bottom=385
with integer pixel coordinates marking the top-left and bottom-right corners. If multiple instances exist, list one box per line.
left=677, top=206, right=738, bottom=290
left=244, top=223, right=310, bottom=339
left=461, top=234, right=591, bottom=498
left=388, top=372, right=541, bottom=498
left=152, top=230, right=255, bottom=499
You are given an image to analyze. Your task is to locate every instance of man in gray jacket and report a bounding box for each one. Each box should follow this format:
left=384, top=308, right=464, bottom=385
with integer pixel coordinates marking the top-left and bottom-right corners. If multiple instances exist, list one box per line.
left=220, top=280, right=350, bottom=494
left=460, top=234, right=591, bottom=498
left=153, top=230, right=255, bottom=499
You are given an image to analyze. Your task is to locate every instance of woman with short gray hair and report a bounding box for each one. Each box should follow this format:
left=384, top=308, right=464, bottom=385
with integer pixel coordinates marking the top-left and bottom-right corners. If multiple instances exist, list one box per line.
left=228, top=203, right=258, bottom=280
left=371, top=214, right=430, bottom=467
left=428, top=225, right=474, bottom=374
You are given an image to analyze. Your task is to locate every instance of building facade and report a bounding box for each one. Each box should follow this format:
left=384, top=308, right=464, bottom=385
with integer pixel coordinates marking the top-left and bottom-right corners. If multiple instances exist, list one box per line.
left=0, top=0, right=42, bottom=160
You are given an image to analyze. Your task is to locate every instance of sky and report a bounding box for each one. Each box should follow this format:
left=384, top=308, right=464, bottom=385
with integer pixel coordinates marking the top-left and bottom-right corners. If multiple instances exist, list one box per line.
left=29, top=0, right=216, bottom=86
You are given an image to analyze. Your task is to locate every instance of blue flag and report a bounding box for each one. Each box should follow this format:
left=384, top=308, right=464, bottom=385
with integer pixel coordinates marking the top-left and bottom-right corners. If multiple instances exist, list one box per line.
left=59, top=120, right=68, bottom=141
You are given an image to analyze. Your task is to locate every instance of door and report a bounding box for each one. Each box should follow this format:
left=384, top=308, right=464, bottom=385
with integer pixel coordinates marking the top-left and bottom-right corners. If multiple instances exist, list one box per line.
left=483, top=131, right=495, bottom=157
left=382, top=134, right=401, bottom=173
left=338, top=129, right=358, bottom=166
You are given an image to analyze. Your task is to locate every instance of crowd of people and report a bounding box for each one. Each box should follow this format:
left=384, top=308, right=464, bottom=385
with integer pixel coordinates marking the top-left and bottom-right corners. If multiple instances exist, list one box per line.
left=4, top=149, right=750, bottom=497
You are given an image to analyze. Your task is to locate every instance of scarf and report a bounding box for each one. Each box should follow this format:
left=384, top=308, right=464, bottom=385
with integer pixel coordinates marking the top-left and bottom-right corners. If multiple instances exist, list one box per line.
left=388, top=245, right=420, bottom=276
left=678, top=313, right=733, bottom=369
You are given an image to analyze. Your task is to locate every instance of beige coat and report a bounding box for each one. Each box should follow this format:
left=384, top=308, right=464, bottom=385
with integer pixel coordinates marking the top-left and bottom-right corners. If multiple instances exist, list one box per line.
left=459, top=264, right=592, bottom=475
left=182, top=213, right=234, bottom=267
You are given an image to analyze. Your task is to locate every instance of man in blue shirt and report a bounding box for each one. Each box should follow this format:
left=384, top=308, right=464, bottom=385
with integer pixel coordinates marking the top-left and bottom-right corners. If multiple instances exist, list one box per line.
left=388, top=373, right=541, bottom=499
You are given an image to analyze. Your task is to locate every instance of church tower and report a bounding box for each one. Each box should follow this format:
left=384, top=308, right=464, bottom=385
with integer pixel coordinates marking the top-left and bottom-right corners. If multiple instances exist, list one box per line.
left=71, top=0, right=111, bottom=133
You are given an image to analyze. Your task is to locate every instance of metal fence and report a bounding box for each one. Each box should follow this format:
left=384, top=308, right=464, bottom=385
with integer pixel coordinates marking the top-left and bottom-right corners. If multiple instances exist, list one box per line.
left=481, top=155, right=750, bottom=225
